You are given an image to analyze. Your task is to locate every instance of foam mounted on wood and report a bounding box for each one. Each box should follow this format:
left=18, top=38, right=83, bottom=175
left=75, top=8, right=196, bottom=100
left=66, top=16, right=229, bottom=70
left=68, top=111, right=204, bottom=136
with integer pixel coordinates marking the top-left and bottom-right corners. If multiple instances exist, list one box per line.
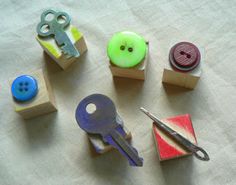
left=36, top=25, right=87, bottom=70
left=109, top=42, right=149, bottom=80
left=152, top=114, right=197, bottom=161
left=162, top=43, right=203, bottom=89
left=10, top=69, right=57, bottom=119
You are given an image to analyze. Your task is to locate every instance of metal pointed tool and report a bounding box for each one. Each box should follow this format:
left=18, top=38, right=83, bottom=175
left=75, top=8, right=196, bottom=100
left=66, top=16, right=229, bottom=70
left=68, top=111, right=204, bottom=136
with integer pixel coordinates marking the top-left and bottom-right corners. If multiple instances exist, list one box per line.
left=140, top=107, right=210, bottom=161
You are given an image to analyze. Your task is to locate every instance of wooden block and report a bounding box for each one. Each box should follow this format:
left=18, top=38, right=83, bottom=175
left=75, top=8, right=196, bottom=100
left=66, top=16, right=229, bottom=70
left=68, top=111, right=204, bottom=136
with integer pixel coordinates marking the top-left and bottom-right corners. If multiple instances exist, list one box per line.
left=162, top=67, right=201, bottom=89
left=36, top=24, right=87, bottom=70
left=162, top=42, right=203, bottom=89
left=109, top=42, right=149, bottom=80
left=152, top=114, right=197, bottom=161
left=10, top=69, right=57, bottom=119
left=88, top=125, right=132, bottom=154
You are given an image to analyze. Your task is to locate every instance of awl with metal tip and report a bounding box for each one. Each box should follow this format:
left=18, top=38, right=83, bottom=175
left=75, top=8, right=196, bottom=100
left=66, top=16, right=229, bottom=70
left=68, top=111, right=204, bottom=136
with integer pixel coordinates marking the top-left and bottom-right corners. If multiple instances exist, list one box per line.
left=140, top=107, right=210, bottom=161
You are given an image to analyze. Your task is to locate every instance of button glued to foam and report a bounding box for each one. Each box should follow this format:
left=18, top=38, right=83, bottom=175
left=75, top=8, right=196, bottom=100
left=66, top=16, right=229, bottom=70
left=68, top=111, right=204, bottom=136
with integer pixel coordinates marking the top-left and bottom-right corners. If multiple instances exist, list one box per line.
left=11, top=75, right=38, bottom=102
left=107, top=31, right=147, bottom=68
left=169, top=42, right=201, bottom=72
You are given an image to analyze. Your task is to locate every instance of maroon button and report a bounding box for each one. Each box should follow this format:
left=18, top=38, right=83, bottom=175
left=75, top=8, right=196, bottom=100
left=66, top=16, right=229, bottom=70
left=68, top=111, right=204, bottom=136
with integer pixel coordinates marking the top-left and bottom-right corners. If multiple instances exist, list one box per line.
left=169, top=42, right=201, bottom=72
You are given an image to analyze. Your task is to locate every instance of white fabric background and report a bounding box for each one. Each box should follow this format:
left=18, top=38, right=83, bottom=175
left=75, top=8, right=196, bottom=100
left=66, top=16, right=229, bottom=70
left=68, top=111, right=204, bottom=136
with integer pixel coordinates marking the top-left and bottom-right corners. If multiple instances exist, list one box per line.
left=0, top=0, right=236, bottom=185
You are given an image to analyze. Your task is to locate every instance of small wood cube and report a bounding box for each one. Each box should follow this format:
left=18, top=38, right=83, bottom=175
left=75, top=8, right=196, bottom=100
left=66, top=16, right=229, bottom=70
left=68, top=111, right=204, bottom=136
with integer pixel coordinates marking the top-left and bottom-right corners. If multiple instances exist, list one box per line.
left=88, top=125, right=132, bottom=154
left=10, top=69, right=57, bottom=119
left=162, top=42, right=202, bottom=89
left=109, top=42, right=149, bottom=80
left=152, top=114, right=197, bottom=161
left=36, top=25, right=87, bottom=70
left=162, top=65, right=201, bottom=89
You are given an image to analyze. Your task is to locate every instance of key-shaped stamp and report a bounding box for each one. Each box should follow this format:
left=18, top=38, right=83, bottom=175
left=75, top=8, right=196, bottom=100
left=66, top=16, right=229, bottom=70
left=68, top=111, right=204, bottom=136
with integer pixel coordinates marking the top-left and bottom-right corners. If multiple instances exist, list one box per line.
left=88, top=113, right=132, bottom=154
left=37, top=9, right=80, bottom=58
left=75, top=94, right=143, bottom=166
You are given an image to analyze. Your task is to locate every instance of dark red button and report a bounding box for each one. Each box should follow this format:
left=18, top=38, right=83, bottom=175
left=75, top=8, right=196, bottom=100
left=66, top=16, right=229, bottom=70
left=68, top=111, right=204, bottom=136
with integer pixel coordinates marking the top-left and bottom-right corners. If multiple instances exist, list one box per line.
left=169, top=42, right=201, bottom=72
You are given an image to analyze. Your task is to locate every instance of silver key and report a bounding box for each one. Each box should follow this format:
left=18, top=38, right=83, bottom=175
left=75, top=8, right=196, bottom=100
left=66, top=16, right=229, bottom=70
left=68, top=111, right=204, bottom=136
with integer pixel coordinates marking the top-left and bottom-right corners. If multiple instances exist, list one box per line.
left=37, top=9, right=80, bottom=58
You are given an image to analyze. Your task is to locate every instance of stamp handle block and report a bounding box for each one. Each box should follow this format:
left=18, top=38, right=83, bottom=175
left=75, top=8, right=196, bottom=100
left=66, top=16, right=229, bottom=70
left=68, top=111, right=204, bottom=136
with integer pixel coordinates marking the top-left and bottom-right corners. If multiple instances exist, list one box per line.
left=10, top=69, right=57, bottom=119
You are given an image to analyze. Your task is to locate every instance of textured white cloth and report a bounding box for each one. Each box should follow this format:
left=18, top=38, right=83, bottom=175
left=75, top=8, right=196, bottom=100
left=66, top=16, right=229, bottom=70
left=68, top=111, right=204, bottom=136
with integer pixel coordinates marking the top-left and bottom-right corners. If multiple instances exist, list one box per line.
left=0, top=0, right=236, bottom=185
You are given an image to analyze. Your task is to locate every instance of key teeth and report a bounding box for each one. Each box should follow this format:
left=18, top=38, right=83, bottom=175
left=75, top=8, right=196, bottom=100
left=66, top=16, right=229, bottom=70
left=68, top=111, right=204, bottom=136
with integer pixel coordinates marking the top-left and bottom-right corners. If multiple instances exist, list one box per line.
left=129, top=157, right=143, bottom=167
left=133, top=149, right=144, bottom=167
left=74, top=52, right=80, bottom=58
left=61, top=44, right=80, bottom=58
left=61, top=48, right=73, bottom=59
left=128, top=147, right=143, bottom=167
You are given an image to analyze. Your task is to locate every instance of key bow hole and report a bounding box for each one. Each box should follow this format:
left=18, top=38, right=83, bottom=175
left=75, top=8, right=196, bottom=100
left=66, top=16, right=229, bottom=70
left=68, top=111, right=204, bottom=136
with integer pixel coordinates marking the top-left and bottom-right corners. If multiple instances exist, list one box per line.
left=86, top=103, right=97, bottom=114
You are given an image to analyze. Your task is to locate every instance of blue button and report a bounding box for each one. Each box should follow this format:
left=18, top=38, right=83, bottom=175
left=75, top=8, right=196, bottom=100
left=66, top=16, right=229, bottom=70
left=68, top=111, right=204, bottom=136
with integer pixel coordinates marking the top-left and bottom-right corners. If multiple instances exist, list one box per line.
left=11, top=75, right=38, bottom=102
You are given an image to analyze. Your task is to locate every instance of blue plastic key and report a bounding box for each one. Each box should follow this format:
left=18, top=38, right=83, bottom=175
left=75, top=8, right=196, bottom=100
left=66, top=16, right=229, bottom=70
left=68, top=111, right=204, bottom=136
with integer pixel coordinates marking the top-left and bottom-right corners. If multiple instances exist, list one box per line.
left=75, top=94, right=143, bottom=166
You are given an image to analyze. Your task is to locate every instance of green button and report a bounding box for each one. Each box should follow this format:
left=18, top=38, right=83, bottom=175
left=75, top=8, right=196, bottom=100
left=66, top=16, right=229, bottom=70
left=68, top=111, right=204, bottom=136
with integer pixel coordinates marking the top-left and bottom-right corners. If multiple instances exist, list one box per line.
left=107, top=31, right=147, bottom=68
